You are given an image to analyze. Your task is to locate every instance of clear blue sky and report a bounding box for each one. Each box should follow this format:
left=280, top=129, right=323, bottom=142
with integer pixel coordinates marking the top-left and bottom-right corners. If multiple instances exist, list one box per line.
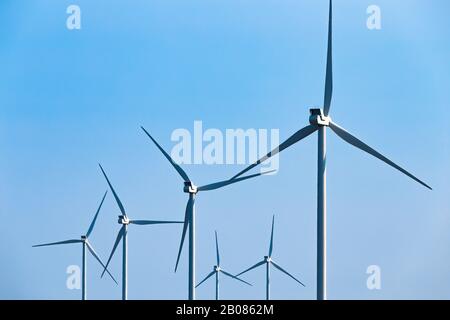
left=0, top=0, right=449, bottom=300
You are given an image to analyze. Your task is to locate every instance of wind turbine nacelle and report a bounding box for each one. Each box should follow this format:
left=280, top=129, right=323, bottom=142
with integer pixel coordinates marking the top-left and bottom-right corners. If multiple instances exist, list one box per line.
left=183, top=182, right=198, bottom=194
left=309, top=108, right=330, bottom=126
left=81, top=235, right=87, bottom=240
left=118, top=215, right=129, bottom=224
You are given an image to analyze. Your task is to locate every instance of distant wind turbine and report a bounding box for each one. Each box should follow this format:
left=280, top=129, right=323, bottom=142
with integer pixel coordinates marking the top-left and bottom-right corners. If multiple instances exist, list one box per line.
left=231, top=0, right=431, bottom=300
left=99, top=164, right=183, bottom=300
left=141, top=126, right=274, bottom=300
left=196, top=231, right=252, bottom=300
left=237, top=215, right=305, bottom=300
left=33, top=191, right=117, bottom=300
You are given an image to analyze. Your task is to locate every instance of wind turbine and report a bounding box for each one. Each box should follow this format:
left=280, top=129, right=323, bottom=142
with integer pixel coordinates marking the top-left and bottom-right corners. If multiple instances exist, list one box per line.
left=33, top=191, right=117, bottom=300
left=231, top=0, right=432, bottom=300
left=237, top=215, right=305, bottom=300
left=141, top=126, right=274, bottom=300
left=196, top=231, right=252, bottom=300
left=98, top=164, right=183, bottom=300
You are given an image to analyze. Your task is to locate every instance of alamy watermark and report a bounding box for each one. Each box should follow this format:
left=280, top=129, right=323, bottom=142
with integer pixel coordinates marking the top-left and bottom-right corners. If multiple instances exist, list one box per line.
left=66, top=265, right=81, bottom=290
left=366, top=265, right=381, bottom=290
left=367, top=5, right=382, bottom=30
left=170, top=121, right=279, bottom=173
left=66, top=5, right=380, bottom=32
left=66, top=5, right=81, bottom=30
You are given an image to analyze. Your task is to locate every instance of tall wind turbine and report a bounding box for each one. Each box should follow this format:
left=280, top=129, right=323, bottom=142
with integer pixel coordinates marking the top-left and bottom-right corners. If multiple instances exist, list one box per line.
left=231, top=0, right=432, bottom=300
left=196, top=231, right=252, bottom=300
left=237, top=215, right=305, bottom=300
left=33, top=191, right=117, bottom=300
left=99, top=164, right=182, bottom=300
left=141, top=126, right=274, bottom=300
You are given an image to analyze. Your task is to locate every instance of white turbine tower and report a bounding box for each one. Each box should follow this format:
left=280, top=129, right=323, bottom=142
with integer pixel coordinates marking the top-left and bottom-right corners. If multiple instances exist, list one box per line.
left=237, top=215, right=305, bottom=300
left=196, top=231, right=252, bottom=300
left=33, top=191, right=117, bottom=300
left=99, top=164, right=183, bottom=300
left=141, top=126, right=273, bottom=300
left=231, top=0, right=432, bottom=300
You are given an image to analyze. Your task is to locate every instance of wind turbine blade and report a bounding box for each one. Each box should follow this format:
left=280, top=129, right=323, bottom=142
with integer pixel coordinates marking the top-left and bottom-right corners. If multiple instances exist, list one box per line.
left=271, top=260, right=305, bottom=287
left=86, top=190, right=108, bottom=238
left=221, top=270, right=252, bottom=286
left=323, top=0, right=333, bottom=116
left=101, top=226, right=125, bottom=278
left=195, top=271, right=215, bottom=288
left=236, top=260, right=265, bottom=277
left=32, top=239, right=82, bottom=247
left=329, top=121, right=432, bottom=190
left=197, top=170, right=275, bottom=192
left=175, top=197, right=193, bottom=272
left=231, top=124, right=318, bottom=179
left=85, top=241, right=118, bottom=285
left=129, top=220, right=183, bottom=225
left=98, top=164, right=127, bottom=216
left=141, top=126, right=191, bottom=182
left=269, top=215, right=275, bottom=257
left=215, top=231, right=220, bottom=266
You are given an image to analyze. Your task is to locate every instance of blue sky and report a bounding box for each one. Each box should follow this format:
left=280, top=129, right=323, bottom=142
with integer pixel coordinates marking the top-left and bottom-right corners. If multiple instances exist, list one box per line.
left=0, top=0, right=449, bottom=299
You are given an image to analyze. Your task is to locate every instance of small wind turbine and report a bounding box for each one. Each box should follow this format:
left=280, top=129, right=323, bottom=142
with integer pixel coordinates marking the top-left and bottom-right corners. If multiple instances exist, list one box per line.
left=196, top=231, right=252, bottom=300
left=33, top=191, right=117, bottom=300
left=237, top=215, right=305, bottom=300
left=231, top=0, right=431, bottom=300
left=98, top=164, right=183, bottom=300
left=141, top=126, right=274, bottom=300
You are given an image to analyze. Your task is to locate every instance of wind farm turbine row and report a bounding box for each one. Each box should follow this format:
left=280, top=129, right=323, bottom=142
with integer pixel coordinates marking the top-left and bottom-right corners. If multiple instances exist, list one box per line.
left=34, top=131, right=278, bottom=300
left=33, top=0, right=431, bottom=300
left=33, top=173, right=302, bottom=300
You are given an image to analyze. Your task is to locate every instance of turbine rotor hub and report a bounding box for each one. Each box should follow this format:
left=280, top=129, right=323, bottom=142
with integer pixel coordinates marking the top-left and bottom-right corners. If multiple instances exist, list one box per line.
left=81, top=235, right=87, bottom=241
left=214, top=266, right=221, bottom=272
left=118, top=215, right=130, bottom=225
left=183, top=181, right=198, bottom=194
left=264, top=256, right=272, bottom=263
left=309, top=108, right=331, bottom=126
